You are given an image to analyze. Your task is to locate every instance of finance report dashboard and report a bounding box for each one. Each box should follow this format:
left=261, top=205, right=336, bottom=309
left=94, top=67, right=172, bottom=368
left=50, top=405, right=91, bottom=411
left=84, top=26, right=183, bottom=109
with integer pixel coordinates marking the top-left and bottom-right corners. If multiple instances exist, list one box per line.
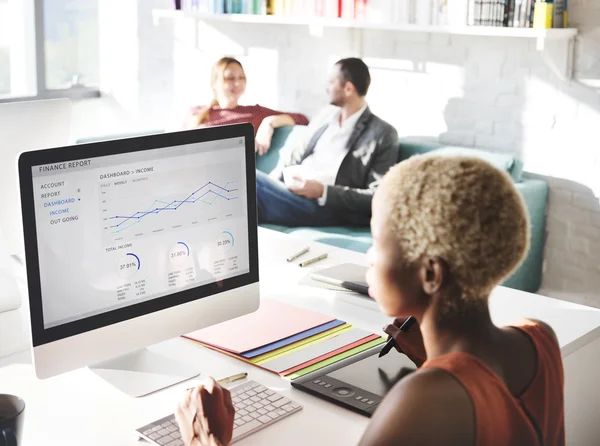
left=31, top=138, right=250, bottom=329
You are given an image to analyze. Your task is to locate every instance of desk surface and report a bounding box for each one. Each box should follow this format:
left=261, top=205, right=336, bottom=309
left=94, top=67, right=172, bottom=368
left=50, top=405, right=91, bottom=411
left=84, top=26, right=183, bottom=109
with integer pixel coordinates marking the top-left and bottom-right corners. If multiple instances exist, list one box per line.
left=2, top=228, right=600, bottom=446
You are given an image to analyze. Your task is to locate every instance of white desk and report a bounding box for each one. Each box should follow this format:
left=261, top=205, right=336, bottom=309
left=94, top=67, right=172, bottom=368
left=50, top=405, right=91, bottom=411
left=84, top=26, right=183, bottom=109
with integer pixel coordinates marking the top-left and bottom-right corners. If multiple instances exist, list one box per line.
left=2, top=228, right=600, bottom=446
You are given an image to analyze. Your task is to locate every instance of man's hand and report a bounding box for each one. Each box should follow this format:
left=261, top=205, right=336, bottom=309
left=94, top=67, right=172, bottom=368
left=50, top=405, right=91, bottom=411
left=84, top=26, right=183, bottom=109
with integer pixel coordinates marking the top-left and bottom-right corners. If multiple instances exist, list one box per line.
left=175, top=378, right=235, bottom=446
left=289, top=179, right=325, bottom=199
left=255, top=119, right=274, bottom=156
left=383, top=318, right=427, bottom=368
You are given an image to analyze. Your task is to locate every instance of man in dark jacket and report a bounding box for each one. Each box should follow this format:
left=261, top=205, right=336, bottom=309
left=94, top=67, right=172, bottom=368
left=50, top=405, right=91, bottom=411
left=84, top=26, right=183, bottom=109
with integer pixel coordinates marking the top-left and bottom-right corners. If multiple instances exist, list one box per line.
left=256, top=58, right=398, bottom=227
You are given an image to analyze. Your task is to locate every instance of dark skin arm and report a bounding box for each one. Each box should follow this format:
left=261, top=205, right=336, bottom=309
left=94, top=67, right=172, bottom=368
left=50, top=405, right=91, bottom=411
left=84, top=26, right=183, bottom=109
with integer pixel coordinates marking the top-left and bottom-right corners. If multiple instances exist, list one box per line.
left=175, top=378, right=234, bottom=446
left=177, top=359, right=476, bottom=446
left=358, top=369, right=475, bottom=446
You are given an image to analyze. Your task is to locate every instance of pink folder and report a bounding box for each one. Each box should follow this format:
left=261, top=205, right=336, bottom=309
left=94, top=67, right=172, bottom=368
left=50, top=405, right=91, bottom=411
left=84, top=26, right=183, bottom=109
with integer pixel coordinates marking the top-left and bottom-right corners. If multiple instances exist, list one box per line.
left=183, top=300, right=335, bottom=354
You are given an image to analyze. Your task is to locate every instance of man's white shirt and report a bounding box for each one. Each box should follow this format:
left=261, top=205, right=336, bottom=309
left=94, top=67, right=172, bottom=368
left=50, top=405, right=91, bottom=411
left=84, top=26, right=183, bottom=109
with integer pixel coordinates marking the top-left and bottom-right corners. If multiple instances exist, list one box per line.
left=294, top=103, right=368, bottom=205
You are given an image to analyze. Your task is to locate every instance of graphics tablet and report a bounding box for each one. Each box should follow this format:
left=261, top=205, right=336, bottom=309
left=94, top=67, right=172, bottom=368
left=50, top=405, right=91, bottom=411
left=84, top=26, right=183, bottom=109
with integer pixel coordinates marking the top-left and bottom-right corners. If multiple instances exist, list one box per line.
left=291, top=347, right=416, bottom=417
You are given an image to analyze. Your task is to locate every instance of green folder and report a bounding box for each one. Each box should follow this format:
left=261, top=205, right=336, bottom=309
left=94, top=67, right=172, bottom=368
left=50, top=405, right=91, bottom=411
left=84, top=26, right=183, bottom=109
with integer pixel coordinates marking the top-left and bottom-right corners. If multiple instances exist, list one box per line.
left=287, top=337, right=385, bottom=380
left=251, top=323, right=352, bottom=365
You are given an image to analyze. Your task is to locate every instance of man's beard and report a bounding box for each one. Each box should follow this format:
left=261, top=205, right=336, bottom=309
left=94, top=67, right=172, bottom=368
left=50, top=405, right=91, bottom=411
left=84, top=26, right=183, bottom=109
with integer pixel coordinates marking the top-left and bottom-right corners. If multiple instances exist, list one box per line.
left=329, top=97, right=344, bottom=107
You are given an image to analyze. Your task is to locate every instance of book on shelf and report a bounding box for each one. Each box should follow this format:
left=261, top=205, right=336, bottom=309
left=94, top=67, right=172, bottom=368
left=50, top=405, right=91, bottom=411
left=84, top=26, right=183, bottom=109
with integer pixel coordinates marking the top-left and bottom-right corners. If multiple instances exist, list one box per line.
left=467, top=0, right=554, bottom=27
left=175, top=0, right=411, bottom=23
left=173, top=0, right=569, bottom=29
left=553, top=0, right=566, bottom=28
left=533, top=0, right=553, bottom=28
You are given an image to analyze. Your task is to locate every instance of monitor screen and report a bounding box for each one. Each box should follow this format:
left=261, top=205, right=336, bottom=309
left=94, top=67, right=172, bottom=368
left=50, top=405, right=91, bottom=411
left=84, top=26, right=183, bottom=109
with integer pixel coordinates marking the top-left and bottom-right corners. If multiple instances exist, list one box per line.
left=29, top=134, right=252, bottom=330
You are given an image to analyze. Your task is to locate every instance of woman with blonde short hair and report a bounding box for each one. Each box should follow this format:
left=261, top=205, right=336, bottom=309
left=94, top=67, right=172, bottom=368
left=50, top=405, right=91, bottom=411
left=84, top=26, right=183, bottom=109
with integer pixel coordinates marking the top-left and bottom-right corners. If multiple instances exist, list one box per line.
left=175, top=154, right=565, bottom=446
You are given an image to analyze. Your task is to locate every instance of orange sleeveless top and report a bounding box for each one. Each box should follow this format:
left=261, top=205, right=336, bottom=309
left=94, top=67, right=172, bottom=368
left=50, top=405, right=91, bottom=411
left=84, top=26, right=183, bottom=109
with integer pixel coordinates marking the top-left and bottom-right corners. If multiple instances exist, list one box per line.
left=421, top=320, right=565, bottom=446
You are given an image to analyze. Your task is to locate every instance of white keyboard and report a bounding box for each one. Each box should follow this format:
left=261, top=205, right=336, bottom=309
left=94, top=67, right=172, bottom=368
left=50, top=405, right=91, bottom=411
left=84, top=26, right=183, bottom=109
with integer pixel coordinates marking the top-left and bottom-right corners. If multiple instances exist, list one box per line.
left=136, top=380, right=303, bottom=445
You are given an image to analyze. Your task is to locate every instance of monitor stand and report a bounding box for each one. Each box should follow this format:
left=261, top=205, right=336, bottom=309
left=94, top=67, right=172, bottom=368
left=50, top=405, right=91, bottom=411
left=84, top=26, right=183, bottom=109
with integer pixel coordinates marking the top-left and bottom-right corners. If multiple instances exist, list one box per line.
left=89, top=348, right=201, bottom=397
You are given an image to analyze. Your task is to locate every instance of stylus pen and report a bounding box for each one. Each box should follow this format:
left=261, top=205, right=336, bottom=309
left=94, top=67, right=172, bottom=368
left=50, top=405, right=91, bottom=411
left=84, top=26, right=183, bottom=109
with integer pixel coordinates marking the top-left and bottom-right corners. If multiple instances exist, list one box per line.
left=287, top=246, right=309, bottom=262
left=379, top=316, right=417, bottom=358
left=299, top=253, right=328, bottom=267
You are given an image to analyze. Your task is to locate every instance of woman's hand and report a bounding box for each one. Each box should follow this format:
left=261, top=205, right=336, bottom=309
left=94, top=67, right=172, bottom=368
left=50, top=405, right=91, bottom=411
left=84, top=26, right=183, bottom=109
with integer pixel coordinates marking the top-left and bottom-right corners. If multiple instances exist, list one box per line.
left=175, top=378, right=235, bottom=446
left=255, top=119, right=274, bottom=156
left=383, top=318, right=427, bottom=367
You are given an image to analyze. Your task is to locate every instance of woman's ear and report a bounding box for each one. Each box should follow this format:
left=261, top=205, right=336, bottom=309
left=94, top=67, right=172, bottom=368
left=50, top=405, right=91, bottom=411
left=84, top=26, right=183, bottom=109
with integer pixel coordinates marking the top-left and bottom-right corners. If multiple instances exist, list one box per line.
left=419, top=256, right=446, bottom=295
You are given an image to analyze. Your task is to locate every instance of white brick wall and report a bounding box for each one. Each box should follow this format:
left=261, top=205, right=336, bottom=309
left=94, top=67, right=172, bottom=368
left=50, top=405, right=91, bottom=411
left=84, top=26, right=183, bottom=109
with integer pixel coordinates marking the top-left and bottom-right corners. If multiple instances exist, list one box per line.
left=97, top=0, right=600, bottom=307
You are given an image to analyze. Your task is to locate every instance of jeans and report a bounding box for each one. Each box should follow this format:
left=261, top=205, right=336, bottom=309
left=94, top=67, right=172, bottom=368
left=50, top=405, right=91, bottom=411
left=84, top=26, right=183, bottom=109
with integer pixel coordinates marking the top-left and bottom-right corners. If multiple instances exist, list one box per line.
left=255, top=170, right=341, bottom=226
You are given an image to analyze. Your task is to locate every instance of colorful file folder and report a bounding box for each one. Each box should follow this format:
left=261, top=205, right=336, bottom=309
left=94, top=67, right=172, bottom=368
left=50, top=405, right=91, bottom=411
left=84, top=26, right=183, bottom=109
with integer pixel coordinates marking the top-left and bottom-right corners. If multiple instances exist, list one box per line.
left=241, top=319, right=346, bottom=359
left=182, top=299, right=384, bottom=379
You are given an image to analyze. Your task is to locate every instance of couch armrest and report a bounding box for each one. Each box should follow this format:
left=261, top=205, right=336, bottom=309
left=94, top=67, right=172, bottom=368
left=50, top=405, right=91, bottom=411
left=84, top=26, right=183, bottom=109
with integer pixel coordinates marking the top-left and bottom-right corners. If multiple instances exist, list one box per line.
left=255, top=126, right=294, bottom=174
left=256, top=125, right=310, bottom=175
left=503, top=179, right=549, bottom=293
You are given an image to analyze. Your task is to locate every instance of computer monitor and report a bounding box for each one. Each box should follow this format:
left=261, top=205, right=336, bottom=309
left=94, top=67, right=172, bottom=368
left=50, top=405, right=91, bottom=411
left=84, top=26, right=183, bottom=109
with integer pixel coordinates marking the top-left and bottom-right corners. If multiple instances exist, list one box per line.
left=0, top=98, right=73, bottom=256
left=18, top=124, right=259, bottom=397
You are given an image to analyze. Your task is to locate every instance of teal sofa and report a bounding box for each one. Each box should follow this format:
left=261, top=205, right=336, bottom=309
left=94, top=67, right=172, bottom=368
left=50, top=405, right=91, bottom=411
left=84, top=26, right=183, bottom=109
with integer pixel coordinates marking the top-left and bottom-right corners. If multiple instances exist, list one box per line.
left=256, top=126, right=548, bottom=293
left=76, top=126, right=548, bottom=293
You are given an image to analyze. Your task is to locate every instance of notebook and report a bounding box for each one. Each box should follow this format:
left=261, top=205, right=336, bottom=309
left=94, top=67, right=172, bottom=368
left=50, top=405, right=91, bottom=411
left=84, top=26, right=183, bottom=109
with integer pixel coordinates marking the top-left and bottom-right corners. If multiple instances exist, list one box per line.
left=310, top=263, right=370, bottom=296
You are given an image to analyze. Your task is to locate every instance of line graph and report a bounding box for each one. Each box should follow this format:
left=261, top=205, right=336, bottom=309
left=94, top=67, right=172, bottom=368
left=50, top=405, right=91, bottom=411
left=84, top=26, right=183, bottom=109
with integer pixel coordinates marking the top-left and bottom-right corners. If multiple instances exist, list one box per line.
left=109, top=181, right=239, bottom=234
left=101, top=162, right=245, bottom=245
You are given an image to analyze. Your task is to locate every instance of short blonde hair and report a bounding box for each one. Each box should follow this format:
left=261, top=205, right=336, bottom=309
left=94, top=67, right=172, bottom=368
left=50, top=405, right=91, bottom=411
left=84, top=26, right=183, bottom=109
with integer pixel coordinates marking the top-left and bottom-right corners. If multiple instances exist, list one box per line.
left=380, top=154, right=530, bottom=304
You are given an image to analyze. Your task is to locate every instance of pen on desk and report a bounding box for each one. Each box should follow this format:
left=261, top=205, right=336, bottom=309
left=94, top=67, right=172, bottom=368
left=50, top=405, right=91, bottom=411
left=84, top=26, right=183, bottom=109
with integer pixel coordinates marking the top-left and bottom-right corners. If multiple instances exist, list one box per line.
left=287, top=246, right=309, bottom=262
left=298, top=253, right=328, bottom=267
left=217, top=372, right=248, bottom=385
left=187, top=372, right=247, bottom=390
left=379, top=316, right=417, bottom=358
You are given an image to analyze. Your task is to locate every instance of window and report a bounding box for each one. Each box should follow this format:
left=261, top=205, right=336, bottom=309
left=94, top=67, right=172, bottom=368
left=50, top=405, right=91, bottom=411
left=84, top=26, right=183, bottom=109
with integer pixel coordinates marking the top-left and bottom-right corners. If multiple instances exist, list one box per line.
left=0, top=0, right=99, bottom=102
left=0, top=0, right=12, bottom=96
left=44, top=0, right=99, bottom=90
left=0, top=0, right=37, bottom=98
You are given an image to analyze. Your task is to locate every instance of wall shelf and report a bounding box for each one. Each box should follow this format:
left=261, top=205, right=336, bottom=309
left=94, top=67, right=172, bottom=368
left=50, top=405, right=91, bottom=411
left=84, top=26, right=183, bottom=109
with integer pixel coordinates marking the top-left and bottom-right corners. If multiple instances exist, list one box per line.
left=152, top=9, right=577, bottom=79
left=152, top=9, right=578, bottom=40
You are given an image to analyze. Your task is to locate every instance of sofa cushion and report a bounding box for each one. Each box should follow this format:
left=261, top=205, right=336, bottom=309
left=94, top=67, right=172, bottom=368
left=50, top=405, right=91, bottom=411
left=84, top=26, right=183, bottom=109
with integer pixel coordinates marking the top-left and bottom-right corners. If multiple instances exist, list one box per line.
left=431, top=146, right=522, bottom=182
left=398, top=139, right=523, bottom=183
left=505, top=179, right=549, bottom=292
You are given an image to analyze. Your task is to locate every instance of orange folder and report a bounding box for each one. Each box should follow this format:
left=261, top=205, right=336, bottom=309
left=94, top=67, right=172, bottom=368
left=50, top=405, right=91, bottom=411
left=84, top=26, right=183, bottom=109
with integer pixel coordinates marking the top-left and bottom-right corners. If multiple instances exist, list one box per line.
left=280, top=333, right=380, bottom=376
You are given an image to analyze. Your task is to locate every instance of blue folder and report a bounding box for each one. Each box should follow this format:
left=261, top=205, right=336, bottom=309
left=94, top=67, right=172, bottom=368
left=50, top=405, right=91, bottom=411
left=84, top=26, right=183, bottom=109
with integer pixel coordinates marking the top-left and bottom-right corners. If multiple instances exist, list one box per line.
left=241, top=319, right=346, bottom=359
